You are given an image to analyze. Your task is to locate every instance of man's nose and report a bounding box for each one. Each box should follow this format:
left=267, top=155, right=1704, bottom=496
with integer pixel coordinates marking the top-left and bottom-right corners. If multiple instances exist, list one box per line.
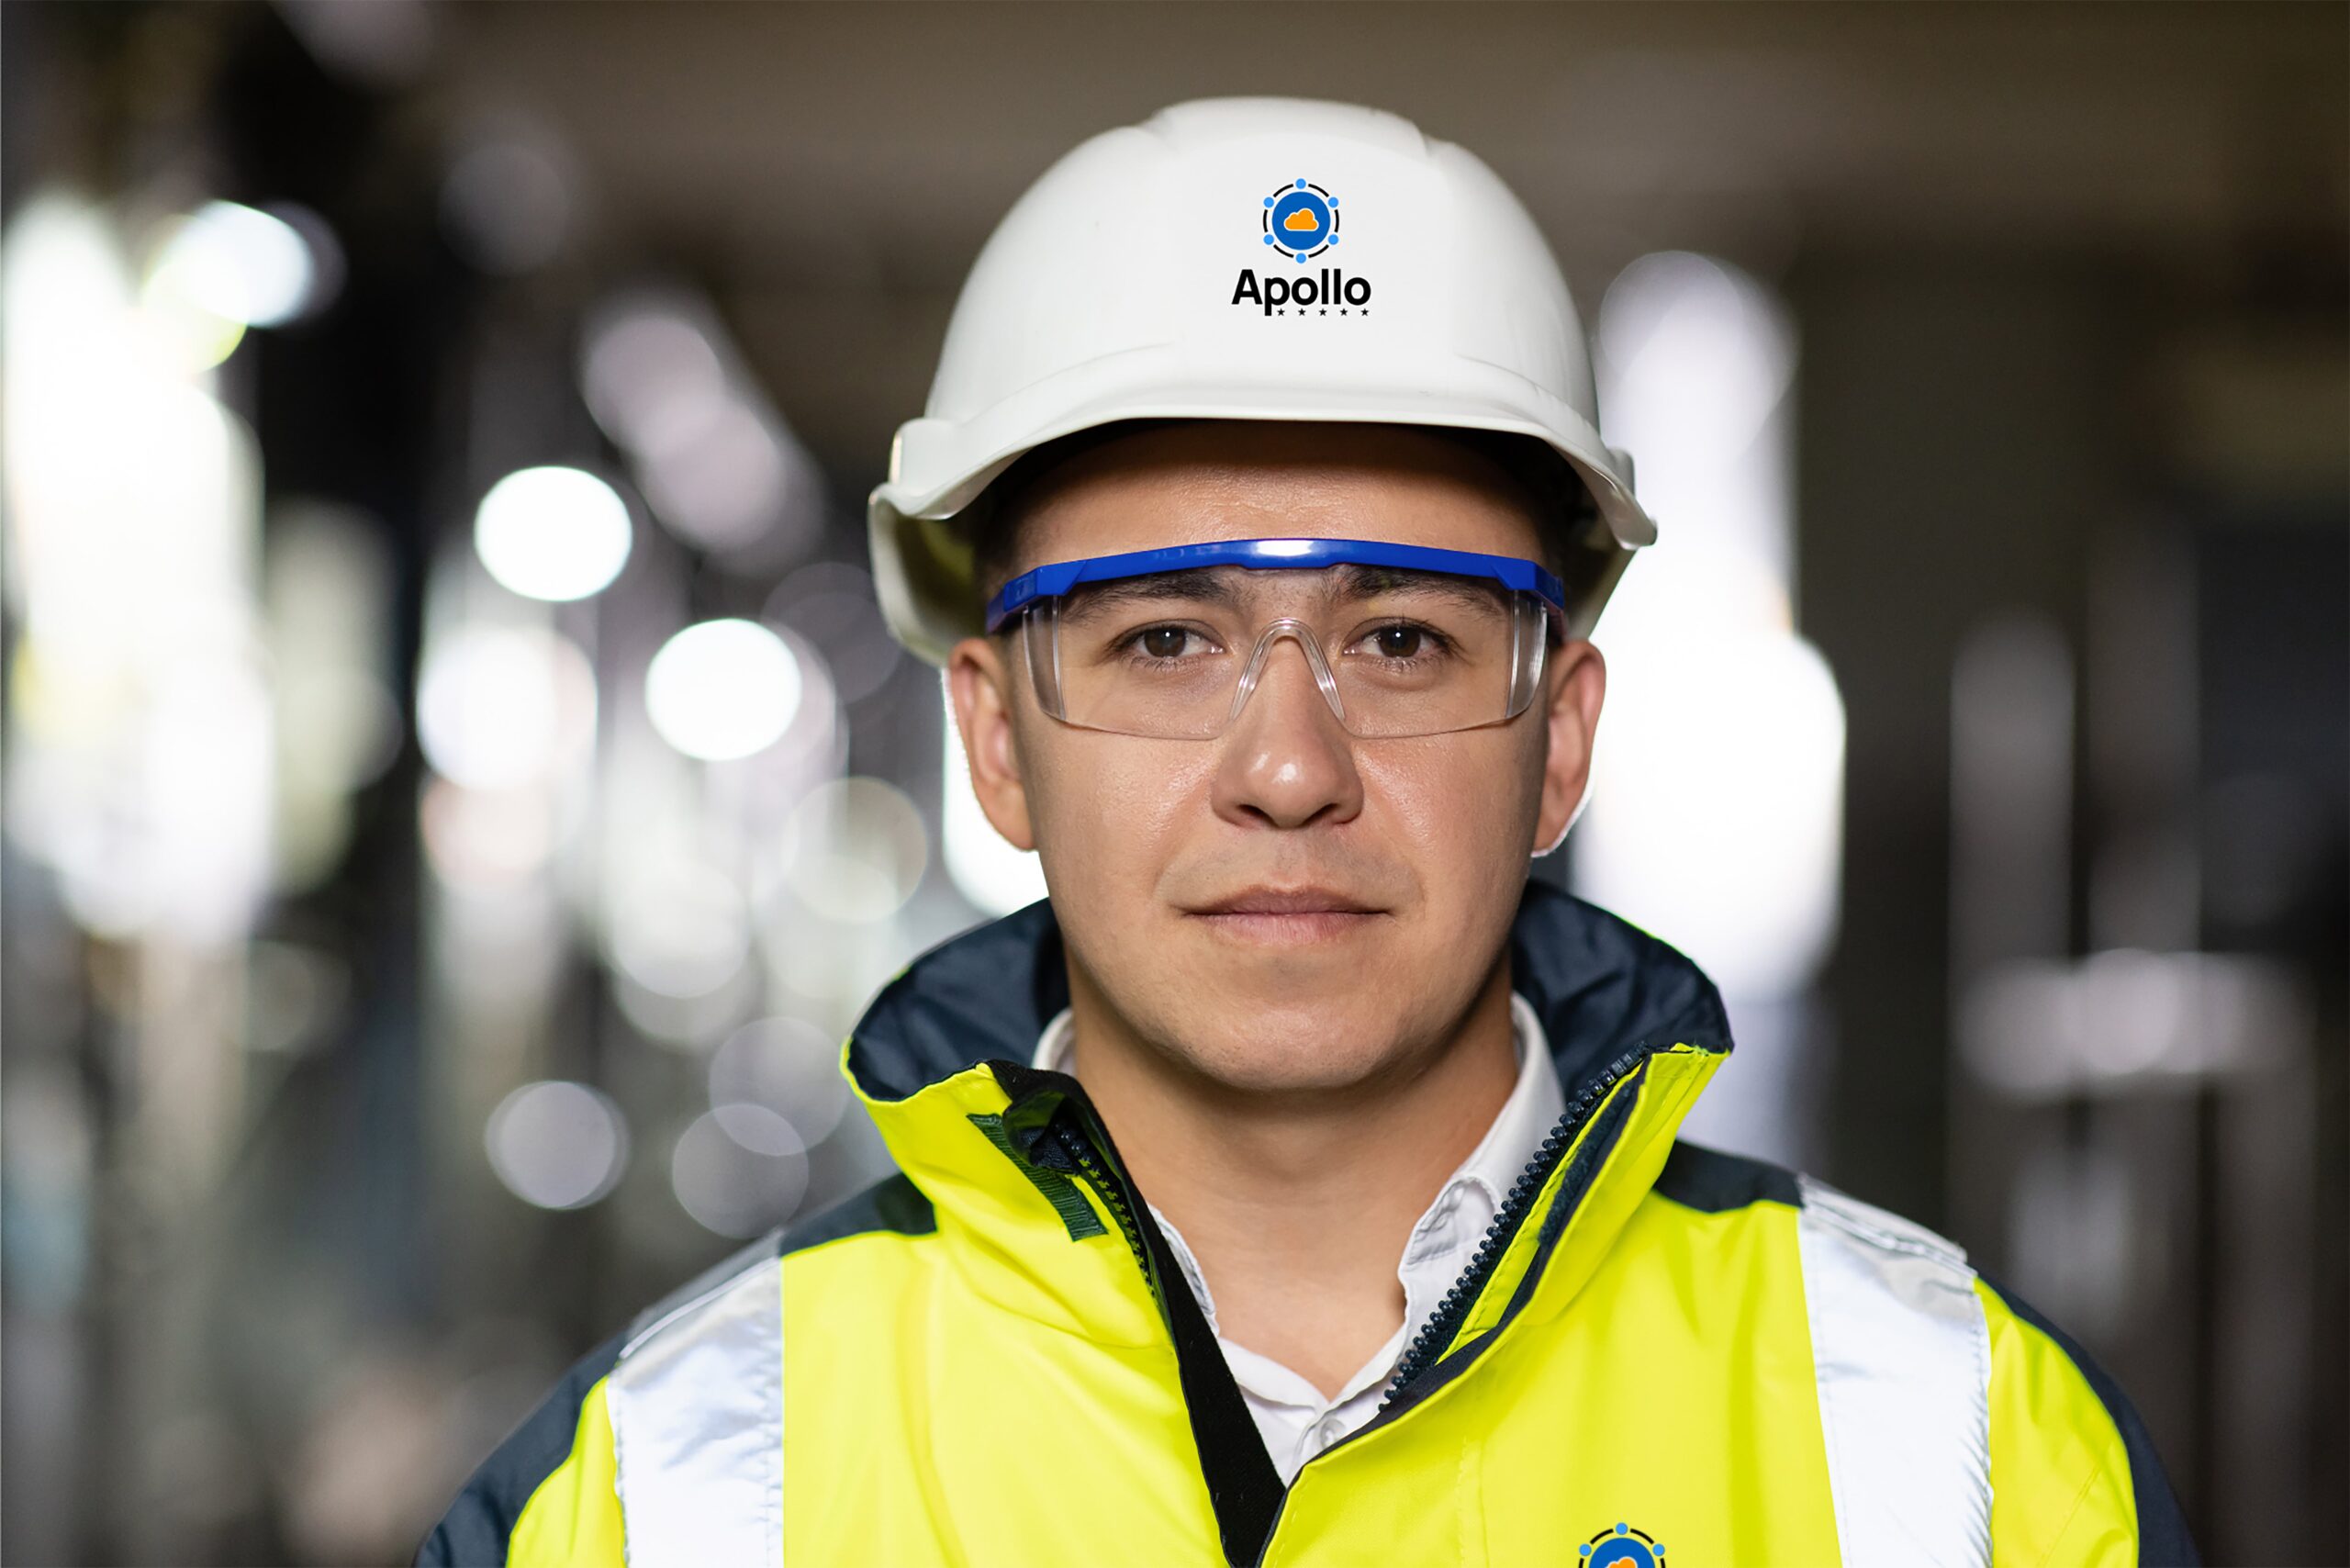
left=1209, top=630, right=1364, bottom=832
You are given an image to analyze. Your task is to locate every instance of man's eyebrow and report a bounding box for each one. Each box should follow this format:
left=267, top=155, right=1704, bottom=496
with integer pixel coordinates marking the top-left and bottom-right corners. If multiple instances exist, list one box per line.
left=1331, top=565, right=1513, bottom=614
left=1058, top=569, right=1243, bottom=619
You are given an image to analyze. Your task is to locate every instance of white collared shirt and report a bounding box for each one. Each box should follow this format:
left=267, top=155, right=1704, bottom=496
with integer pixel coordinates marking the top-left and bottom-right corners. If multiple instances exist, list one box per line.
left=1029, top=992, right=1565, bottom=1484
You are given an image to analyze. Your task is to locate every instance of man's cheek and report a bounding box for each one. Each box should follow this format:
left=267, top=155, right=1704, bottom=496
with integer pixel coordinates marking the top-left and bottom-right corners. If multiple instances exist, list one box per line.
left=1365, top=752, right=1497, bottom=836
left=1093, top=755, right=1213, bottom=850
left=1033, top=767, right=1173, bottom=902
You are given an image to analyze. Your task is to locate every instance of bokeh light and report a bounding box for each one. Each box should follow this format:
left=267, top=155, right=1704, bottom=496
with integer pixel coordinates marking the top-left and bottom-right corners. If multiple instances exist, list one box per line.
left=420, top=778, right=558, bottom=890
left=485, top=1081, right=628, bottom=1209
left=643, top=619, right=801, bottom=761
left=440, top=124, right=574, bottom=274
left=780, top=777, right=929, bottom=923
left=633, top=399, right=789, bottom=552
left=473, top=466, right=633, bottom=602
left=577, top=288, right=818, bottom=562
left=708, top=1015, right=851, bottom=1148
left=148, top=201, right=325, bottom=329
left=580, top=297, right=729, bottom=460
left=612, top=963, right=759, bottom=1050
left=766, top=563, right=901, bottom=705
left=415, top=625, right=598, bottom=790
left=669, top=1109, right=808, bottom=1238
left=605, top=852, right=752, bottom=1000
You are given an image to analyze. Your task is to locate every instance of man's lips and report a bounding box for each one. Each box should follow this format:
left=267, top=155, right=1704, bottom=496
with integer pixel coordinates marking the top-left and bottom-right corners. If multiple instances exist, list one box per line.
left=1188, top=887, right=1382, bottom=916
left=1182, top=887, right=1388, bottom=944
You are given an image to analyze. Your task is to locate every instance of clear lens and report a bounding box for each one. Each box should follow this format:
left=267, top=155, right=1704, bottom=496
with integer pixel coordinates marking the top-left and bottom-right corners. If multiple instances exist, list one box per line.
left=1019, top=565, right=1551, bottom=738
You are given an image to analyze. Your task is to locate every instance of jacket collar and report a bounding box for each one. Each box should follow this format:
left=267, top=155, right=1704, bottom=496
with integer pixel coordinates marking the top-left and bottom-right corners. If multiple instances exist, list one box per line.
left=843, top=879, right=1733, bottom=1343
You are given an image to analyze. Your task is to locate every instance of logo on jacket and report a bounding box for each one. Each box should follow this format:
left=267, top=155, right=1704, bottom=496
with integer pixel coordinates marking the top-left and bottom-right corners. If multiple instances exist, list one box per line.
left=1233, top=176, right=1371, bottom=317
left=1262, top=177, right=1338, bottom=260
left=1580, top=1522, right=1666, bottom=1568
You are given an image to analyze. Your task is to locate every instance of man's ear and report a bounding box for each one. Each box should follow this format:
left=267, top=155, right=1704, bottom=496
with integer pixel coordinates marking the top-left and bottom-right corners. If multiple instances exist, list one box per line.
left=1533, top=638, right=1606, bottom=857
left=946, top=634, right=1036, bottom=852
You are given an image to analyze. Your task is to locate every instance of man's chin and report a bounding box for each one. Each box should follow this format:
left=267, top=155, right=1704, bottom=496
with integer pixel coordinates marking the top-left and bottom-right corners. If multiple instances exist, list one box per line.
left=1156, top=1003, right=1416, bottom=1093
left=1179, top=1047, right=1403, bottom=1100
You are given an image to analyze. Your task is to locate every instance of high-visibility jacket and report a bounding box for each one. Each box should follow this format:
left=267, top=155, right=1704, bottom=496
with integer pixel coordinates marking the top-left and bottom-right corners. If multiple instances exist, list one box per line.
left=419, top=883, right=2197, bottom=1567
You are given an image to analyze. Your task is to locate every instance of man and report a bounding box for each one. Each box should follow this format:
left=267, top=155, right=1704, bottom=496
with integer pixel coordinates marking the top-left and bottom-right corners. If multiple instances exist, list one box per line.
left=421, top=97, right=2194, bottom=1567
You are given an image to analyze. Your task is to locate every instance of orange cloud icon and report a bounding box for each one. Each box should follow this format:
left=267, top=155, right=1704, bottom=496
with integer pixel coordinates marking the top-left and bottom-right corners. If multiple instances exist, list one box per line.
left=1282, top=207, right=1320, bottom=232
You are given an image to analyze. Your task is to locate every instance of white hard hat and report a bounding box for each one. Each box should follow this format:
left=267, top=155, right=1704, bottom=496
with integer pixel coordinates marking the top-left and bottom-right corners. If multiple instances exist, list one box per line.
left=868, top=95, right=1654, bottom=665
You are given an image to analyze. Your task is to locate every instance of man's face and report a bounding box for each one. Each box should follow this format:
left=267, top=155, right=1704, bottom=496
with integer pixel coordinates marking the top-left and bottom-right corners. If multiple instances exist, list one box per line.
left=946, top=421, right=1606, bottom=1098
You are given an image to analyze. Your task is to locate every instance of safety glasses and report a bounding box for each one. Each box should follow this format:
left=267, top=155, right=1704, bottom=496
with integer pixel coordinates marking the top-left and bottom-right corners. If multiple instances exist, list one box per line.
left=983, top=537, right=1567, bottom=740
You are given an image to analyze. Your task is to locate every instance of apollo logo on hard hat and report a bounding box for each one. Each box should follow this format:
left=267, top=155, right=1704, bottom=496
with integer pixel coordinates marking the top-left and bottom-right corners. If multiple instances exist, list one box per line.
left=1232, top=177, right=1372, bottom=318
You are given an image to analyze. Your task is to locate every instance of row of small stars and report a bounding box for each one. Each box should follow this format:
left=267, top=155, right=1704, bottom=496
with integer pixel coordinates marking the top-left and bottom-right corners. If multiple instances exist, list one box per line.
left=1271, top=308, right=1370, bottom=316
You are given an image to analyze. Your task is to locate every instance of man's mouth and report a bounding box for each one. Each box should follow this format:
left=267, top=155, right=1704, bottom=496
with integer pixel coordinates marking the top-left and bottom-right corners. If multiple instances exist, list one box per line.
left=1183, top=886, right=1388, bottom=945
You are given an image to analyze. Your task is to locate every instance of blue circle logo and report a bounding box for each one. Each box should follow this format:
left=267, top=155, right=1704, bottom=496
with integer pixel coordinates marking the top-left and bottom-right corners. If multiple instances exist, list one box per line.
left=1579, top=1523, right=1666, bottom=1568
left=1261, top=178, right=1340, bottom=263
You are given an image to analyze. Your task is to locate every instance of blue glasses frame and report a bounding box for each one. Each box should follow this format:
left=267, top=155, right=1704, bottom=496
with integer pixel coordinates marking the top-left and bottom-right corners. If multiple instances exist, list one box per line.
left=982, top=536, right=1569, bottom=634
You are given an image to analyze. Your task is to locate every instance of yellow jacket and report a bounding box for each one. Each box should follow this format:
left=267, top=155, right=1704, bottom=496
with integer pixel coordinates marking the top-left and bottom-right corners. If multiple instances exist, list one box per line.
left=419, top=885, right=2195, bottom=1567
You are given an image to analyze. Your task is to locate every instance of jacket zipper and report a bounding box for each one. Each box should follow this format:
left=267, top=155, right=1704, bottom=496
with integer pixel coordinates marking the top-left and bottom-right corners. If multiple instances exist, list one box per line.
left=1051, top=1119, right=1151, bottom=1277
left=1378, top=1042, right=1651, bottom=1401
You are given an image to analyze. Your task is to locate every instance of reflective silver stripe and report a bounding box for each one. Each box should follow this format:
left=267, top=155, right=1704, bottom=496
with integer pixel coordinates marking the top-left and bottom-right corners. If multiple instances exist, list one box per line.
left=1796, top=1173, right=1994, bottom=1568
left=607, top=1251, right=785, bottom=1567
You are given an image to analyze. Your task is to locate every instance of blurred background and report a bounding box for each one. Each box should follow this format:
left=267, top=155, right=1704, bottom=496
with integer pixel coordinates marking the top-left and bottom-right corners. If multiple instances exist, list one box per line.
left=1, top=3, right=2342, bottom=1562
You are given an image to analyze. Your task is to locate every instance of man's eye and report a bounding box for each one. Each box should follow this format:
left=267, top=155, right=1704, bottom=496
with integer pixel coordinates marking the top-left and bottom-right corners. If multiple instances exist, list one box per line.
left=1369, top=624, right=1436, bottom=659
left=1138, top=626, right=1192, bottom=659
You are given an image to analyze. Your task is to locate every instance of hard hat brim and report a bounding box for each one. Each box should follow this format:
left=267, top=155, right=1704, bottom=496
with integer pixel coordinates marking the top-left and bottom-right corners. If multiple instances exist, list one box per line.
left=870, top=359, right=1653, bottom=666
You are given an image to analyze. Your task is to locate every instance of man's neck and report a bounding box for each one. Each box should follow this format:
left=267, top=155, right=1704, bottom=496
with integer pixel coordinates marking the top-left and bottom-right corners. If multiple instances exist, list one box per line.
left=1058, top=959, right=1522, bottom=1399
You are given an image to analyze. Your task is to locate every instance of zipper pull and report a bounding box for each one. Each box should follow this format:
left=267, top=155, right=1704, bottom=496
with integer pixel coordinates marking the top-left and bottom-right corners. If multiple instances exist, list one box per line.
left=994, top=1063, right=1082, bottom=1170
